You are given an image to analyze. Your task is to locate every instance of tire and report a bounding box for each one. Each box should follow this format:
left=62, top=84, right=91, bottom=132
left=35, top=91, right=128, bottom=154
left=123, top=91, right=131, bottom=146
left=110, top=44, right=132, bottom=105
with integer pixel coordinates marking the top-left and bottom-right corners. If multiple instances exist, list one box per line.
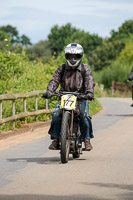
left=73, top=152, right=80, bottom=159
left=73, top=135, right=81, bottom=159
left=60, top=111, right=71, bottom=163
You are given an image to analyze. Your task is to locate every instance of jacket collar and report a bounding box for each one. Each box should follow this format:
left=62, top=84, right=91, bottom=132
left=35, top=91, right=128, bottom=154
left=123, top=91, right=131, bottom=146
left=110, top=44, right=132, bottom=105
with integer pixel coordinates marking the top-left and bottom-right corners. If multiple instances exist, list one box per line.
left=66, top=63, right=82, bottom=71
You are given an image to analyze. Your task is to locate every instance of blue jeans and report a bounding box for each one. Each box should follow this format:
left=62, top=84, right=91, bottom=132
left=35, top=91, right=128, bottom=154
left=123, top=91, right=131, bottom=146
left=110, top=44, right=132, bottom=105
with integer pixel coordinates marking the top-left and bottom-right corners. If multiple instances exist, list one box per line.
left=48, top=101, right=94, bottom=140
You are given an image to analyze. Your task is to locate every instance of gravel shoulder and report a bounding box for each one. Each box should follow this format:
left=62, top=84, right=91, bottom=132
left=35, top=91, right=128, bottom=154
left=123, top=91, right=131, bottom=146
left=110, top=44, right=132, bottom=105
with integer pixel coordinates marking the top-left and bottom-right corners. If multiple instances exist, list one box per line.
left=0, top=121, right=51, bottom=151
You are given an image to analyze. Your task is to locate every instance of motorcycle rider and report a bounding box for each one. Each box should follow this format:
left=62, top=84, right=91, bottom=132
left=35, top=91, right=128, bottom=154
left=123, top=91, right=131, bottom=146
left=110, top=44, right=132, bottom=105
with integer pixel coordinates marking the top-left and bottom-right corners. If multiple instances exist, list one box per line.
left=128, top=68, right=133, bottom=106
left=43, top=43, right=95, bottom=151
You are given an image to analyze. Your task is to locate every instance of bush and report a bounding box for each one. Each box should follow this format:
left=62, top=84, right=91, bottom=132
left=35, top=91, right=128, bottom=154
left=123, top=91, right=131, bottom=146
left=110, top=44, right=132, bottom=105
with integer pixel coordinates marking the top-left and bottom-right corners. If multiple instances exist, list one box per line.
left=94, top=61, right=132, bottom=89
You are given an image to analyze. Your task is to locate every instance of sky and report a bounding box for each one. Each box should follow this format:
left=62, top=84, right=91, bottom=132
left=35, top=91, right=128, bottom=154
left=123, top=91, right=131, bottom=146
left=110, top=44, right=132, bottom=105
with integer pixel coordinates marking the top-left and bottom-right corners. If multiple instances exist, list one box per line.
left=0, top=0, right=133, bottom=44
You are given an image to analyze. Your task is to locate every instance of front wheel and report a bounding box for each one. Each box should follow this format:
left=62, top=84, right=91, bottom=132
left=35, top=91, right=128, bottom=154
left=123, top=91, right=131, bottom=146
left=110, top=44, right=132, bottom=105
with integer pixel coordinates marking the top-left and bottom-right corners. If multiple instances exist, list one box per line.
left=60, top=111, right=71, bottom=163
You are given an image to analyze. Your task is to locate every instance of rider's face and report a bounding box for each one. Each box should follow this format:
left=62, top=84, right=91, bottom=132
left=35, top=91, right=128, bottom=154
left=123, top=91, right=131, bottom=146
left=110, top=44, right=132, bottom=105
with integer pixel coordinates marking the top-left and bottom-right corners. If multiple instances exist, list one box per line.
left=69, top=54, right=78, bottom=60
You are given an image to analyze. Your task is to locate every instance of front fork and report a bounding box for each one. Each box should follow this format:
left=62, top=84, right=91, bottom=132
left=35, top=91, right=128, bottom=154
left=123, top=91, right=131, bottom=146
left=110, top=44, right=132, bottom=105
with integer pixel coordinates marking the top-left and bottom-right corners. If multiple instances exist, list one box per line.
left=70, top=110, right=74, bottom=136
left=62, top=109, right=74, bottom=137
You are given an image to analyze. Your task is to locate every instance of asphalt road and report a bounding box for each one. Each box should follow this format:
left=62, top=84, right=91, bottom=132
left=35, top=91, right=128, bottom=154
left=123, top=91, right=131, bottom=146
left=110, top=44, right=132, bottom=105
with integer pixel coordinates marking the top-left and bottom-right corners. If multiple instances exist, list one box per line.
left=0, top=98, right=133, bottom=200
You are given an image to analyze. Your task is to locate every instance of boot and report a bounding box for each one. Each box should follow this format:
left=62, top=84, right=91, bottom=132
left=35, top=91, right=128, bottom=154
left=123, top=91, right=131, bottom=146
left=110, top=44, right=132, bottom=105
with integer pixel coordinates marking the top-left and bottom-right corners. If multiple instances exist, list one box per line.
left=84, top=139, right=93, bottom=151
left=49, top=139, right=59, bottom=150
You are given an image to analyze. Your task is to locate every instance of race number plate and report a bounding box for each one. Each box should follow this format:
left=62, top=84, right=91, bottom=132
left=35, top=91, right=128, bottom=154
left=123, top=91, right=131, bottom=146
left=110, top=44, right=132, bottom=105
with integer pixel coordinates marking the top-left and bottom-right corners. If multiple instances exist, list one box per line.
left=61, top=95, right=77, bottom=110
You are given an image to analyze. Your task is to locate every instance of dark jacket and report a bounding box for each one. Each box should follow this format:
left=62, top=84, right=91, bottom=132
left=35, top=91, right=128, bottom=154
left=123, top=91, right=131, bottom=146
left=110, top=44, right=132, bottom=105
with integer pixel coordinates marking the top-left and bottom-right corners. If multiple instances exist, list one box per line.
left=128, top=69, right=133, bottom=81
left=47, top=63, right=95, bottom=94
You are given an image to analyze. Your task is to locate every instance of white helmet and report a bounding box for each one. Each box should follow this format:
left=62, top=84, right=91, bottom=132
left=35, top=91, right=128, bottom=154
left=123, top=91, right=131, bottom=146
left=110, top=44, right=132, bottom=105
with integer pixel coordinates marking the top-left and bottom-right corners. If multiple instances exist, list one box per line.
left=64, top=43, right=84, bottom=68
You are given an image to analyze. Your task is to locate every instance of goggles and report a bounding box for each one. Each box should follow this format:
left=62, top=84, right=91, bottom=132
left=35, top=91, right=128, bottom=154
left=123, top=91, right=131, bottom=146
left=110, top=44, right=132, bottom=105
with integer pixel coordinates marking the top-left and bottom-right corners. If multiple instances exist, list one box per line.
left=65, top=53, right=82, bottom=60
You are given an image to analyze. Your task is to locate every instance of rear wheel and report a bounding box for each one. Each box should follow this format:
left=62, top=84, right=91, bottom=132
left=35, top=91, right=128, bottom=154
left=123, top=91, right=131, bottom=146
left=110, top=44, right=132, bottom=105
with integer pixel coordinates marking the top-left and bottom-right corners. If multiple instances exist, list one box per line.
left=60, top=111, right=71, bottom=163
left=73, top=152, right=80, bottom=158
left=73, top=135, right=82, bottom=159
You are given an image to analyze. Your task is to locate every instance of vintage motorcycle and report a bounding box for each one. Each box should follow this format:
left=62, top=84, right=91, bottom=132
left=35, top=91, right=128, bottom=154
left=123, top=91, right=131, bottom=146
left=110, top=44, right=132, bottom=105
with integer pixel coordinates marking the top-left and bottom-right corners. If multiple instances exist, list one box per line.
left=43, top=91, right=93, bottom=163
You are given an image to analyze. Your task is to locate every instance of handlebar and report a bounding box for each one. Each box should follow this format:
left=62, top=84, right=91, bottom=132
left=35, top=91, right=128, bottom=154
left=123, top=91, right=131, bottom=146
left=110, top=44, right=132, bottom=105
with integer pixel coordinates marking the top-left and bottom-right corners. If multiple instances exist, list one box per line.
left=42, top=91, right=95, bottom=101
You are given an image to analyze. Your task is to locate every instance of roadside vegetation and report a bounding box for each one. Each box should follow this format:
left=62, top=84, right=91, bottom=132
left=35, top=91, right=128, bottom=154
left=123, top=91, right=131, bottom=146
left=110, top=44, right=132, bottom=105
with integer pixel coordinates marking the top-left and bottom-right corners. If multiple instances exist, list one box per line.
left=0, top=19, right=133, bottom=132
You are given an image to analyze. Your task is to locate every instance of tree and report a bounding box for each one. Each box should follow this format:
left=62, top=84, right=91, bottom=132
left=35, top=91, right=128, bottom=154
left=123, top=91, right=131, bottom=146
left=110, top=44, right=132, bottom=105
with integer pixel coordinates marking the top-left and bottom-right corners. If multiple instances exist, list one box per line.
left=0, top=25, right=32, bottom=47
left=88, top=40, right=124, bottom=71
left=48, top=23, right=79, bottom=55
left=117, top=39, right=133, bottom=66
left=109, top=19, right=133, bottom=42
left=0, top=25, right=19, bottom=44
left=20, top=34, right=32, bottom=46
left=0, top=30, right=6, bottom=41
left=26, top=40, right=52, bottom=63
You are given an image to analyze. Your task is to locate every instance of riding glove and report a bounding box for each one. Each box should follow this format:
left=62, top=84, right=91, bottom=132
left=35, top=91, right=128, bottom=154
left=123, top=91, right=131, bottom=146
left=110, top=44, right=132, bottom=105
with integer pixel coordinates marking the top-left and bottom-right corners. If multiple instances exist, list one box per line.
left=128, top=75, right=133, bottom=81
left=86, top=92, right=94, bottom=100
left=42, top=90, right=52, bottom=99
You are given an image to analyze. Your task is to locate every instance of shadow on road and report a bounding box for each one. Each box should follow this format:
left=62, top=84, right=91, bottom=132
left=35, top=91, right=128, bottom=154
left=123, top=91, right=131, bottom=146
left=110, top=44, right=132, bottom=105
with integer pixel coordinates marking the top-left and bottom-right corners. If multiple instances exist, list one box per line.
left=83, top=182, right=133, bottom=191
left=0, top=194, right=109, bottom=200
left=7, top=157, right=61, bottom=164
left=106, top=114, right=133, bottom=117
left=0, top=193, right=133, bottom=200
left=7, top=156, right=85, bottom=165
left=80, top=182, right=133, bottom=200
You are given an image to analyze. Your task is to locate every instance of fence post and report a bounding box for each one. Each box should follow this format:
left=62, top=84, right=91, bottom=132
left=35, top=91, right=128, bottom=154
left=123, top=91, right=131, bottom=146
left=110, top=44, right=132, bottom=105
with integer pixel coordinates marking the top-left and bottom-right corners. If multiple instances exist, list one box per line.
left=23, top=98, right=27, bottom=124
left=35, top=96, right=38, bottom=121
left=12, top=100, right=15, bottom=128
left=45, top=99, right=48, bottom=110
left=0, top=100, right=2, bottom=121
left=112, top=81, right=115, bottom=96
left=0, top=100, right=2, bottom=131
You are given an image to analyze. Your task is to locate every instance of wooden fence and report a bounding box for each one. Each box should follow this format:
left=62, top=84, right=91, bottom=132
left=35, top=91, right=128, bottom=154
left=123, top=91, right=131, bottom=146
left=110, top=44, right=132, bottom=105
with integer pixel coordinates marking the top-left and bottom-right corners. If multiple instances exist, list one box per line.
left=0, top=90, right=54, bottom=128
left=112, top=81, right=132, bottom=95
